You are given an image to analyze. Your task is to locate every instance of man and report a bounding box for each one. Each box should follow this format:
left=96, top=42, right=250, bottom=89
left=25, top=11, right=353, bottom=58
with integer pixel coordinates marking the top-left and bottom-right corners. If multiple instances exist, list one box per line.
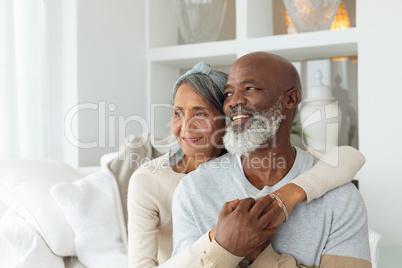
left=171, top=52, right=371, bottom=267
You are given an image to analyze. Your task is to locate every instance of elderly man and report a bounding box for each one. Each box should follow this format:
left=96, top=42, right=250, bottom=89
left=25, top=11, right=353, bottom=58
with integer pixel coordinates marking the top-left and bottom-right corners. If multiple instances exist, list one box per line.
left=171, top=52, right=371, bottom=267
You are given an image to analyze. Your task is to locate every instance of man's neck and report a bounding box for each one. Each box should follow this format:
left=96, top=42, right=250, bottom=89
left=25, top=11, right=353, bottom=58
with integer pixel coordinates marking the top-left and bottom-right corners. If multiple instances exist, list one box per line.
left=241, top=141, right=296, bottom=190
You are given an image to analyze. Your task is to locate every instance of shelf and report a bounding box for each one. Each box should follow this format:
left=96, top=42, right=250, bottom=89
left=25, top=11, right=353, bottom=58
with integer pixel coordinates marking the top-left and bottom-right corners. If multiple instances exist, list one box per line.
left=148, top=28, right=358, bottom=68
left=245, top=28, right=358, bottom=61
left=148, top=40, right=238, bottom=69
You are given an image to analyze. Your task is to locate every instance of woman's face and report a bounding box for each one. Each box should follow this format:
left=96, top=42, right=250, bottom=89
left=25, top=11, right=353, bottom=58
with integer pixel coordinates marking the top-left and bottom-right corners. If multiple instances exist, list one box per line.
left=171, top=83, right=226, bottom=159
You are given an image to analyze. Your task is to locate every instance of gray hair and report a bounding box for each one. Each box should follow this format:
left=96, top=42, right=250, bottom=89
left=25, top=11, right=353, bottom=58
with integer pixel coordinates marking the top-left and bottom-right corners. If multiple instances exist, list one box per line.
left=172, top=61, right=227, bottom=113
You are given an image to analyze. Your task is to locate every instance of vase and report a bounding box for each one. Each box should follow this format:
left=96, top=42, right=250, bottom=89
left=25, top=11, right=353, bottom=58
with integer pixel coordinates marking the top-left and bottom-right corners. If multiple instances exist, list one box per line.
left=174, top=0, right=227, bottom=44
left=300, top=70, right=341, bottom=154
left=283, top=0, right=340, bottom=33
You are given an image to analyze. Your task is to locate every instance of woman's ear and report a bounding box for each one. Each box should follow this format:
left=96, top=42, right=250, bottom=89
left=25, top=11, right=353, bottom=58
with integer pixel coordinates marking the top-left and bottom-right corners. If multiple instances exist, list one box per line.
left=284, top=88, right=301, bottom=110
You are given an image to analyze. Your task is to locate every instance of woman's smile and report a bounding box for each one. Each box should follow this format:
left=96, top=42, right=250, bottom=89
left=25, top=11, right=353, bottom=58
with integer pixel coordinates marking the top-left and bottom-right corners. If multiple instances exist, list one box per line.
left=181, top=136, right=203, bottom=144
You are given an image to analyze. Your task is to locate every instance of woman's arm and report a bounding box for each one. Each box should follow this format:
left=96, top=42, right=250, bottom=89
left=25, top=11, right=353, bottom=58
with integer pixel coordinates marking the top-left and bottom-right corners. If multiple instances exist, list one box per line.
left=291, top=145, right=365, bottom=203
left=127, top=168, right=161, bottom=268
left=128, top=166, right=241, bottom=268
left=268, top=146, right=365, bottom=226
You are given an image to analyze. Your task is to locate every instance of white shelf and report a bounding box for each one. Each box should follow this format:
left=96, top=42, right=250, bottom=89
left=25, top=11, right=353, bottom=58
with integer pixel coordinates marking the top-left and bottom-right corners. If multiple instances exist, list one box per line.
left=148, top=28, right=358, bottom=68
left=146, top=0, right=358, bottom=138
left=244, top=28, right=358, bottom=61
left=148, top=40, right=238, bottom=68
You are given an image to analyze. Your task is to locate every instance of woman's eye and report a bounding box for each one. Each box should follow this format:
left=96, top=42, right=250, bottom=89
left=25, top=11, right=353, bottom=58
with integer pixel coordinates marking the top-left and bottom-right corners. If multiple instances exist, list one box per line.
left=174, top=111, right=183, bottom=117
left=195, top=112, right=206, bottom=117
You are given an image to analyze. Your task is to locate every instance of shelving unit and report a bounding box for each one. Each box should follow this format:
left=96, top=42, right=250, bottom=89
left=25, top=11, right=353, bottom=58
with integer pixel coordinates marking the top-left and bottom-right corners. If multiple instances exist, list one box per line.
left=143, top=0, right=402, bottom=251
left=145, top=0, right=357, bottom=138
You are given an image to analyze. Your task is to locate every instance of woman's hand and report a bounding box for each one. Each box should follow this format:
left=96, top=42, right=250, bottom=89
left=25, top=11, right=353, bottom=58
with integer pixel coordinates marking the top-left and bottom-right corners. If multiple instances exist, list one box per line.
left=266, top=183, right=307, bottom=228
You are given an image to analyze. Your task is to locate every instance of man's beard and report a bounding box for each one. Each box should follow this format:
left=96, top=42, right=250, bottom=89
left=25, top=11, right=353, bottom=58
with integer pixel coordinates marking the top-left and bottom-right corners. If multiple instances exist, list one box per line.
left=223, top=97, right=284, bottom=156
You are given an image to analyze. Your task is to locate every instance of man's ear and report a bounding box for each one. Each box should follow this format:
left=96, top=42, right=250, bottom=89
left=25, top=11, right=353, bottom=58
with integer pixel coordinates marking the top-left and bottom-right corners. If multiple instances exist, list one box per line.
left=284, top=88, right=301, bottom=110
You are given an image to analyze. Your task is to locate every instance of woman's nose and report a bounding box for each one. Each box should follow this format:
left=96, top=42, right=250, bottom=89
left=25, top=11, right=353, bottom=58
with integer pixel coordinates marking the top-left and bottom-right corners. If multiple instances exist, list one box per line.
left=180, top=115, right=195, bottom=132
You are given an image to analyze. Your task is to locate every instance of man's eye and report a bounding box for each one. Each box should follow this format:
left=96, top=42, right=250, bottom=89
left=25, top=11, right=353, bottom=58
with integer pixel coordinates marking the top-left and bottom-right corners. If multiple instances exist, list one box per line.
left=174, top=111, right=183, bottom=117
left=224, top=92, right=233, bottom=98
left=246, top=87, right=256, bottom=91
left=195, top=112, right=206, bottom=117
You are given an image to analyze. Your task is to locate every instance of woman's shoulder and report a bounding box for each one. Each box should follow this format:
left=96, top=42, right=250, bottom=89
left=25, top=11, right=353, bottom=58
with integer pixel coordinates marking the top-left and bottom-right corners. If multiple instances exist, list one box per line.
left=131, top=153, right=181, bottom=182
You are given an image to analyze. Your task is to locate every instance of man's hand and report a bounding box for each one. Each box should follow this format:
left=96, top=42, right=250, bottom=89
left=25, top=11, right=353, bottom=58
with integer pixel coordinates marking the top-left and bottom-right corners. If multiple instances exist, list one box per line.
left=209, top=199, right=240, bottom=241
left=245, top=239, right=271, bottom=263
left=214, top=195, right=281, bottom=257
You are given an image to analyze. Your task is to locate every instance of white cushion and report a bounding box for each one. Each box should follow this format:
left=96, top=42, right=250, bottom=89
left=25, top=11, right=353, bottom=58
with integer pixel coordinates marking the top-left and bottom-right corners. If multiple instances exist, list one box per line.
left=0, top=209, right=65, bottom=267
left=0, top=160, right=82, bottom=256
left=51, top=169, right=128, bottom=268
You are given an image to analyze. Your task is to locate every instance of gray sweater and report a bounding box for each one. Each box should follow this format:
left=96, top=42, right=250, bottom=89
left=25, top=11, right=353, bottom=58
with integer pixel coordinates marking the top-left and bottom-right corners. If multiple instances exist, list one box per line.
left=171, top=147, right=371, bottom=266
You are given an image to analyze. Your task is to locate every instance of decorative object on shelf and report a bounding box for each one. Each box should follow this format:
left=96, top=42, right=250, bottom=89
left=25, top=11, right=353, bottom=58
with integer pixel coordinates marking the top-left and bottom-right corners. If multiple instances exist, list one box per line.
left=285, top=10, right=297, bottom=34
left=286, top=0, right=350, bottom=34
left=300, top=69, right=341, bottom=153
left=174, top=0, right=227, bottom=44
left=330, top=1, right=351, bottom=30
left=283, top=0, right=341, bottom=33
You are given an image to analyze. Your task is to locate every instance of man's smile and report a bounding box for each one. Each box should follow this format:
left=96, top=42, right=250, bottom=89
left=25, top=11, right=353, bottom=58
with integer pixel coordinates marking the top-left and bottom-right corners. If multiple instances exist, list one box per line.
left=230, top=112, right=252, bottom=126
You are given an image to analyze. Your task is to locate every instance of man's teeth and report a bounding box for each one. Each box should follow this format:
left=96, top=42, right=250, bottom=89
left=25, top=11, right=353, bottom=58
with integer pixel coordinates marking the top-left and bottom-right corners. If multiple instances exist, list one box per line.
left=232, top=114, right=250, bottom=121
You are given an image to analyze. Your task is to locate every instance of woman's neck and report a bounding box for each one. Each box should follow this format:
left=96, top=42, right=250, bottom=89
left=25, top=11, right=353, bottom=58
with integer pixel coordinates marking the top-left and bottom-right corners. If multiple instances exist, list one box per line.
left=172, top=153, right=219, bottom=174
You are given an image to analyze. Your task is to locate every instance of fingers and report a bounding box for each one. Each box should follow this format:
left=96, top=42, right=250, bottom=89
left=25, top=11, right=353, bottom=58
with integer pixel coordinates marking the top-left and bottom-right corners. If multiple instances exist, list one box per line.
left=260, top=202, right=282, bottom=228
left=219, top=201, right=237, bottom=217
left=235, top=197, right=256, bottom=212
left=249, top=194, right=275, bottom=218
left=228, top=198, right=240, bottom=211
left=262, top=227, right=276, bottom=241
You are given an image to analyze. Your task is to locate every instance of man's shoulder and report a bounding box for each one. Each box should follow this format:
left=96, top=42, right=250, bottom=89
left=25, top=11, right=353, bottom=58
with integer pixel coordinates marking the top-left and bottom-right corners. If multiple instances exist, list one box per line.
left=318, top=182, right=367, bottom=217
left=324, top=182, right=362, bottom=202
left=175, top=153, right=237, bottom=196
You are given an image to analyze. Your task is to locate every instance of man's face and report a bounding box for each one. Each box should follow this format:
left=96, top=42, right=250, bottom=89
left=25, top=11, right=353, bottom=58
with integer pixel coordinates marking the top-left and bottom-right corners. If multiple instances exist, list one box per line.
left=222, top=58, right=285, bottom=155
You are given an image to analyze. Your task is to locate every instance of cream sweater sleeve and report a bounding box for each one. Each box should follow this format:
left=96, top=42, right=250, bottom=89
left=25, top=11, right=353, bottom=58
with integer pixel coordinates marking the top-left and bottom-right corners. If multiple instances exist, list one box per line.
left=127, top=161, right=229, bottom=268
left=290, top=146, right=366, bottom=203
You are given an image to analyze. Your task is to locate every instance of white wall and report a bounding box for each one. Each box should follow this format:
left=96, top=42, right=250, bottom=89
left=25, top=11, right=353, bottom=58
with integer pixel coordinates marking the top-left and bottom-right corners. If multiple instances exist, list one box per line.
left=357, top=0, right=402, bottom=246
left=73, top=0, right=147, bottom=166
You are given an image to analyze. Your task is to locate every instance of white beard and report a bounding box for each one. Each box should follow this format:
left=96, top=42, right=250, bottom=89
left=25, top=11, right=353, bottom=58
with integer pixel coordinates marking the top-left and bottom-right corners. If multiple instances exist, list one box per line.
left=223, top=98, right=284, bottom=156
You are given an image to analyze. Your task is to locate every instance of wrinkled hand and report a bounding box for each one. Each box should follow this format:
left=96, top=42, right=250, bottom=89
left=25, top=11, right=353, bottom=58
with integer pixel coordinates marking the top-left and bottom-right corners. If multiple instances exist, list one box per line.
left=214, top=195, right=281, bottom=257
left=245, top=239, right=271, bottom=263
left=209, top=199, right=240, bottom=241
left=266, top=183, right=307, bottom=228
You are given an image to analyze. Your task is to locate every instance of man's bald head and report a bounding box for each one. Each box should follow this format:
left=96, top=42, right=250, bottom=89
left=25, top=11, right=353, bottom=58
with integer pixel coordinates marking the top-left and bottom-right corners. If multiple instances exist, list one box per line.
left=232, top=52, right=302, bottom=97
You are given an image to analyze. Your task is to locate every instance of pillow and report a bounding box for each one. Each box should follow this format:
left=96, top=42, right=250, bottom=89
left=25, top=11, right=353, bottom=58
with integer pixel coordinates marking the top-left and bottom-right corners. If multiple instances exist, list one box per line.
left=107, top=134, right=174, bottom=227
left=0, top=160, right=82, bottom=256
left=0, top=209, right=65, bottom=267
left=51, top=169, right=128, bottom=268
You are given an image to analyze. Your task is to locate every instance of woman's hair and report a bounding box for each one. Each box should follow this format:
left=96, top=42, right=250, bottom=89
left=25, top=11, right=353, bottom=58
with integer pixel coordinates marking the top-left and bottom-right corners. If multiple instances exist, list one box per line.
left=172, top=62, right=227, bottom=114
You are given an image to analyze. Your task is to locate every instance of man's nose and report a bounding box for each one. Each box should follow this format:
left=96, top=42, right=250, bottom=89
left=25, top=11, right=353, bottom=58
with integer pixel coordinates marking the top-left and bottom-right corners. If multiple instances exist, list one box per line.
left=228, top=90, right=247, bottom=109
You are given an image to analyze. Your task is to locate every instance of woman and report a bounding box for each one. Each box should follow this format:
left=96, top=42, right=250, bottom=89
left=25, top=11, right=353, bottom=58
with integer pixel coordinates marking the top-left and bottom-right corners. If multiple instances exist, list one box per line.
left=127, top=62, right=365, bottom=267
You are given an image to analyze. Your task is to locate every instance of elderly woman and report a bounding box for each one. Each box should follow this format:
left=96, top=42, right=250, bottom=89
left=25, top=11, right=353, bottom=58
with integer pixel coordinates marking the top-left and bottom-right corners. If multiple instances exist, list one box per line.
left=127, top=62, right=364, bottom=267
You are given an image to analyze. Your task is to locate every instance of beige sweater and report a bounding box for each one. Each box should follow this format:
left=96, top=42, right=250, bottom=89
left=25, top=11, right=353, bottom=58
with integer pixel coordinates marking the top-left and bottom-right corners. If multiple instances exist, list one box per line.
left=127, top=146, right=365, bottom=268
